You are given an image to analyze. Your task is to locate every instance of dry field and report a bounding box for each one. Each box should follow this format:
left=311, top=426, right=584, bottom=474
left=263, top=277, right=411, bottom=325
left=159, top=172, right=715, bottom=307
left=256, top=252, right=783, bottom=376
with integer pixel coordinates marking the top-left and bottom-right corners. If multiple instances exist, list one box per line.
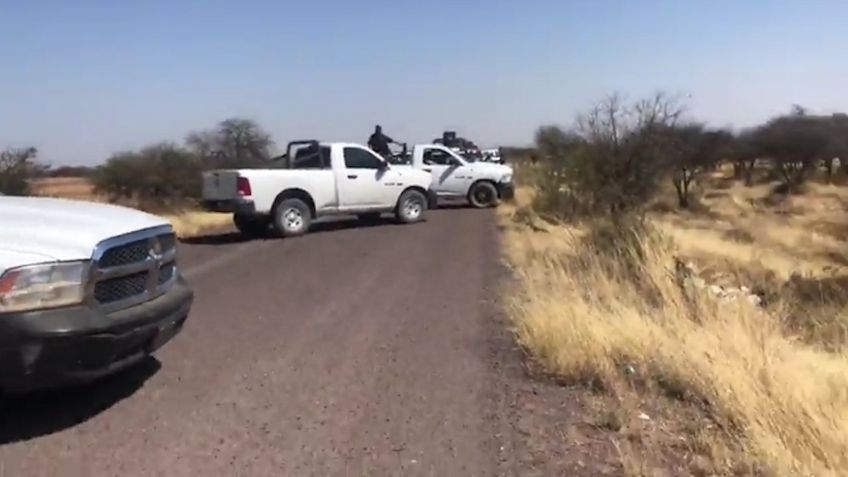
left=499, top=167, right=848, bottom=475
left=28, top=177, right=231, bottom=237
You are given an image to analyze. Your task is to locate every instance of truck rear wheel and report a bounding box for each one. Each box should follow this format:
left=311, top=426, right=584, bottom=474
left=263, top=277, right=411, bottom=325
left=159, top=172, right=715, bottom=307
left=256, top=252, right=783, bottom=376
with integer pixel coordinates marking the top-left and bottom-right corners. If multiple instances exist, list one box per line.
left=233, top=214, right=269, bottom=238
left=272, top=198, right=312, bottom=237
left=468, top=181, right=498, bottom=208
left=395, top=189, right=427, bottom=224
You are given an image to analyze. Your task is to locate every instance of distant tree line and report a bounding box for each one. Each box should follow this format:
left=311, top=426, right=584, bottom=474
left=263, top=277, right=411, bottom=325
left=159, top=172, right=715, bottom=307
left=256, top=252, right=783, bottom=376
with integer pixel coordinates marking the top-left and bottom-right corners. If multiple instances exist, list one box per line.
left=90, top=117, right=274, bottom=209
left=525, top=93, right=848, bottom=220
left=0, top=117, right=274, bottom=209
left=4, top=100, right=847, bottom=214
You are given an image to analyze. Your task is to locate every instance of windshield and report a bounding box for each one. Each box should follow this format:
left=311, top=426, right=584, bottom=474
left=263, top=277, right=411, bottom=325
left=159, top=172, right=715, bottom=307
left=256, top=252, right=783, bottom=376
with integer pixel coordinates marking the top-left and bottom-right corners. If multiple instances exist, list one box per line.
left=461, top=152, right=479, bottom=163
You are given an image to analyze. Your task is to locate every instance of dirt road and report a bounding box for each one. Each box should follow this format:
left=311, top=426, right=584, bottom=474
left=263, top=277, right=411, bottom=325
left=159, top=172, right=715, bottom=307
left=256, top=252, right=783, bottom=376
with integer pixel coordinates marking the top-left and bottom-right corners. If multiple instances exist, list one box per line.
left=0, top=208, right=522, bottom=476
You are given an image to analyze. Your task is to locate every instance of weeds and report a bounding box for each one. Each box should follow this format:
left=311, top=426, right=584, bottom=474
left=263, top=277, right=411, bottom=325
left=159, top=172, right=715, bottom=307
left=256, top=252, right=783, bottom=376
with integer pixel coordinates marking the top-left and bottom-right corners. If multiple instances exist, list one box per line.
left=500, top=189, right=848, bottom=475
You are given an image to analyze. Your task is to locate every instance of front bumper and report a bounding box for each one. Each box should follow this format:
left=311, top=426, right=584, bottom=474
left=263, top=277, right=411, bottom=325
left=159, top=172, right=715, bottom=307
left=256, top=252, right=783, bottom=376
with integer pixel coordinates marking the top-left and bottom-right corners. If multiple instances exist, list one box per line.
left=497, top=181, right=515, bottom=201
left=201, top=198, right=256, bottom=215
left=0, top=276, right=193, bottom=393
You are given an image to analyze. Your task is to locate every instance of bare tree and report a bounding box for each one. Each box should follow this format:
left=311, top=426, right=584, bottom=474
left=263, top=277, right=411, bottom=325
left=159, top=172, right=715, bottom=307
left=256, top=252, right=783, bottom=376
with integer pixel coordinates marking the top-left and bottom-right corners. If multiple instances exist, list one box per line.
left=0, top=146, right=41, bottom=195
left=533, top=92, right=688, bottom=218
left=186, top=118, right=275, bottom=169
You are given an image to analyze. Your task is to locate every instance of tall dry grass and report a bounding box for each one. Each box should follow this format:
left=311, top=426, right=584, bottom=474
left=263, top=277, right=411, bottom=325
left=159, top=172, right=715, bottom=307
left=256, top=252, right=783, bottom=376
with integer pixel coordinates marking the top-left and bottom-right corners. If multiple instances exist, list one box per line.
left=29, top=176, right=231, bottom=237
left=163, top=210, right=232, bottom=238
left=500, top=189, right=848, bottom=475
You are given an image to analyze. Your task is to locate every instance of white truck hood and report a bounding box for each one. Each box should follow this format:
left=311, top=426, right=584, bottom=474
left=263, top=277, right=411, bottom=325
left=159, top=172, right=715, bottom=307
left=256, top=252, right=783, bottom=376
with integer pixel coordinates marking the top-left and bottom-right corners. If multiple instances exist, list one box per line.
left=0, top=196, right=170, bottom=270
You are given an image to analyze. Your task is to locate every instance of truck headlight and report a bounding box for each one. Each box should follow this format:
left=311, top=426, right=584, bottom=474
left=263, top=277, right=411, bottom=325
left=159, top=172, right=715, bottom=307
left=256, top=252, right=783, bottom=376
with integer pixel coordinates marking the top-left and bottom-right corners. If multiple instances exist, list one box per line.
left=0, top=261, right=89, bottom=313
left=500, top=173, right=513, bottom=183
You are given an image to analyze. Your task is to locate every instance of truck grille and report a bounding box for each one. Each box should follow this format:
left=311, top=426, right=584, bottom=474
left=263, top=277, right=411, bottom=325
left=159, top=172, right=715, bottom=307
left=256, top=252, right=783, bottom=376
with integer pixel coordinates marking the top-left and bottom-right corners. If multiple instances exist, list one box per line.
left=90, top=227, right=178, bottom=311
left=94, top=272, right=149, bottom=304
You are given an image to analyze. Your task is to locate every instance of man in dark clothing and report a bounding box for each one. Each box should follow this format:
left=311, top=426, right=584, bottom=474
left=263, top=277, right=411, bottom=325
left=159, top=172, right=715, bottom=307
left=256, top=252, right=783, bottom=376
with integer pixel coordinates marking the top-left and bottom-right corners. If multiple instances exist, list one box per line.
left=367, top=125, right=397, bottom=158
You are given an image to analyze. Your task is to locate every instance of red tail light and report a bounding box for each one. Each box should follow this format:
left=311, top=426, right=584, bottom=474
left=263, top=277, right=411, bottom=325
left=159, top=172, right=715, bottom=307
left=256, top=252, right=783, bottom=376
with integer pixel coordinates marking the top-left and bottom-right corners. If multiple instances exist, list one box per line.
left=236, top=177, right=252, bottom=197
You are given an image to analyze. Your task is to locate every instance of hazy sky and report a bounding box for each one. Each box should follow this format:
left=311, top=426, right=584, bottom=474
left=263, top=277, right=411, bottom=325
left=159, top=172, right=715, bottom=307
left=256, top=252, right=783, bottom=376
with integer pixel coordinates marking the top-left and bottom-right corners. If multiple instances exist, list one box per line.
left=1, top=0, right=847, bottom=165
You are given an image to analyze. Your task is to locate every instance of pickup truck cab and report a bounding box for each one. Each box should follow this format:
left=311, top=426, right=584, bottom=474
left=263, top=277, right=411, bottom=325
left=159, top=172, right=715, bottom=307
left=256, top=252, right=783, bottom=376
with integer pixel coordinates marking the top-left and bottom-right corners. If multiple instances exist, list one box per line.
left=405, top=144, right=514, bottom=208
left=202, top=141, right=435, bottom=238
left=0, top=196, right=193, bottom=393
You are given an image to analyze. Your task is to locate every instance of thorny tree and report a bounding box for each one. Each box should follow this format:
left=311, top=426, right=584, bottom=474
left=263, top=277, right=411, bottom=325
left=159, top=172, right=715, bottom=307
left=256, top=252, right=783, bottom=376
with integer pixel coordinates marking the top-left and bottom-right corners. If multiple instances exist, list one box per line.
left=0, top=146, right=41, bottom=195
left=186, top=118, right=275, bottom=169
left=665, top=125, right=733, bottom=208
left=570, top=92, right=686, bottom=215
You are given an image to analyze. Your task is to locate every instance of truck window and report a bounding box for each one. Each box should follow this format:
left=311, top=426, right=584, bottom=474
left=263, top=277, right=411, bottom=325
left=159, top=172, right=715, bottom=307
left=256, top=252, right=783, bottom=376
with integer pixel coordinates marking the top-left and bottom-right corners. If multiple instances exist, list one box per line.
left=344, top=148, right=384, bottom=169
left=422, top=148, right=454, bottom=166
left=290, top=146, right=331, bottom=169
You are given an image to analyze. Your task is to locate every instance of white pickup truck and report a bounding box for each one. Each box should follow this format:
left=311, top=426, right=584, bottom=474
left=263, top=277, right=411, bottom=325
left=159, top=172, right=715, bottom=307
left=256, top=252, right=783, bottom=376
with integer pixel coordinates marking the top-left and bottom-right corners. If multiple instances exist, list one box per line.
left=0, top=196, right=193, bottom=393
left=393, top=144, right=514, bottom=208
left=201, top=141, right=436, bottom=237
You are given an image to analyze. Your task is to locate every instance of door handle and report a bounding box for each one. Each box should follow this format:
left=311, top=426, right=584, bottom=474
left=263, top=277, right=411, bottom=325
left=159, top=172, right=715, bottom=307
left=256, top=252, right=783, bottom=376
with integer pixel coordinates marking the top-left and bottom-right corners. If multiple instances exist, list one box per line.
left=347, top=174, right=358, bottom=179
left=422, top=168, right=432, bottom=172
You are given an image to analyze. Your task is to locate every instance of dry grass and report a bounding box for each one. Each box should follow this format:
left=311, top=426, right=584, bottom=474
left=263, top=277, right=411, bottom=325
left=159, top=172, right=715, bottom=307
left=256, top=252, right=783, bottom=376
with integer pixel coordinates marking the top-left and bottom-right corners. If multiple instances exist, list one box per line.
left=651, top=172, right=848, bottom=281
left=29, top=176, right=230, bottom=238
left=163, top=210, right=232, bottom=238
left=499, top=172, right=848, bottom=475
left=29, top=176, right=104, bottom=201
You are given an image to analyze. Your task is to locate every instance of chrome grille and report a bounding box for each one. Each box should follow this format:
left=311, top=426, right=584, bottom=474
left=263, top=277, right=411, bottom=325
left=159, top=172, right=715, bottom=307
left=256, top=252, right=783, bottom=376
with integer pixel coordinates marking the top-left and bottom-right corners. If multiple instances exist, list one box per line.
left=94, top=272, right=149, bottom=303
left=98, top=239, right=150, bottom=268
left=89, top=226, right=178, bottom=312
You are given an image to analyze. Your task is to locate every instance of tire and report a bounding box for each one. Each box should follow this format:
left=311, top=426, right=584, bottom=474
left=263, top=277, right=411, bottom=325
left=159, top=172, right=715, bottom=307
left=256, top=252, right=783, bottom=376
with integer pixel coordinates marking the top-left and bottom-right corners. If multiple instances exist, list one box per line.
left=233, top=214, right=269, bottom=238
left=468, top=181, right=499, bottom=208
left=395, top=189, right=427, bottom=224
left=272, top=198, right=312, bottom=237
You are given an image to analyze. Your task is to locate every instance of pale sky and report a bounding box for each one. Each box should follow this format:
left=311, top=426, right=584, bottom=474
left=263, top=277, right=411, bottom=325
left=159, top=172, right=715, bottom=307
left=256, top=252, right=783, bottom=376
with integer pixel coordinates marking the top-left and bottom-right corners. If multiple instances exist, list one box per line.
left=1, top=0, right=846, bottom=165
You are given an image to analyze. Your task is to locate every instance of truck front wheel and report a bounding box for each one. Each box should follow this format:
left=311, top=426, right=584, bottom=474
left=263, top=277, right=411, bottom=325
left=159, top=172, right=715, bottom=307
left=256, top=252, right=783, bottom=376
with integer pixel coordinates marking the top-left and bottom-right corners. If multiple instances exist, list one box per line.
left=395, top=189, right=427, bottom=224
left=272, top=198, right=312, bottom=237
left=233, top=214, right=270, bottom=238
left=468, top=181, right=498, bottom=208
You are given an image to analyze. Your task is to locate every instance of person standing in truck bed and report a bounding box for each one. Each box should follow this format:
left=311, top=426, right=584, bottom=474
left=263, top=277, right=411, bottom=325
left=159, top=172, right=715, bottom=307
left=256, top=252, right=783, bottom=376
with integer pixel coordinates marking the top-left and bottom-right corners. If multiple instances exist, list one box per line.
left=367, top=125, right=396, bottom=158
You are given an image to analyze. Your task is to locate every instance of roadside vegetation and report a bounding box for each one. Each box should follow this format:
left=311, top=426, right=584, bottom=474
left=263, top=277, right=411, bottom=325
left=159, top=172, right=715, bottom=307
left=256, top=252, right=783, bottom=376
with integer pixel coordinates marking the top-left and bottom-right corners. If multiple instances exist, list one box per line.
left=1, top=117, right=274, bottom=237
left=501, top=93, right=848, bottom=475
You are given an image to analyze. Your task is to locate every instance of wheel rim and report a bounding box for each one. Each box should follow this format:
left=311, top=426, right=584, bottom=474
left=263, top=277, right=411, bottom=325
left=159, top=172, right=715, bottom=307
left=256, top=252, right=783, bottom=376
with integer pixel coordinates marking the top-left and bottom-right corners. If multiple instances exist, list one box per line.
left=403, top=198, right=422, bottom=219
left=475, top=187, right=493, bottom=205
left=283, top=207, right=303, bottom=231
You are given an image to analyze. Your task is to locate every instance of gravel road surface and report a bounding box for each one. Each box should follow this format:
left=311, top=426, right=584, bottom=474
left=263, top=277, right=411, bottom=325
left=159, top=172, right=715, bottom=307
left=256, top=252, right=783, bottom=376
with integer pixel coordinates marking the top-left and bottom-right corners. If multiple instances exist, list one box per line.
left=0, top=208, right=523, bottom=476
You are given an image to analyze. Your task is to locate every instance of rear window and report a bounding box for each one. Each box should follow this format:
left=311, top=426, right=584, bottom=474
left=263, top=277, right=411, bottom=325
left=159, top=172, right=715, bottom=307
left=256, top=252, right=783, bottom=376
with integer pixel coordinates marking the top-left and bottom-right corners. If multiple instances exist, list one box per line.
left=290, top=146, right=331, bottom=169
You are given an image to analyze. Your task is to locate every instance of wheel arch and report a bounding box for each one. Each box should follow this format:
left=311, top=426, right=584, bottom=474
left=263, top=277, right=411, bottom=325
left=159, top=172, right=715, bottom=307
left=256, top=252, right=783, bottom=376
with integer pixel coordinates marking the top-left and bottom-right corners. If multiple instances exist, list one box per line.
left=398, top=185, right=433, bottom=209
left=272, top=188, right=316, bottom=218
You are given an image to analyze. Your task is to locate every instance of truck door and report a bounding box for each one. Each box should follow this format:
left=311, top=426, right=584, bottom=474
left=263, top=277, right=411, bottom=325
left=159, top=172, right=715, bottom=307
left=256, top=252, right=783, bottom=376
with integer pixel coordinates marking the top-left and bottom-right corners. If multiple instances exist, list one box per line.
left=336, top=146, right=397, bottom=208
left=420, top=147, right=469, bottom=197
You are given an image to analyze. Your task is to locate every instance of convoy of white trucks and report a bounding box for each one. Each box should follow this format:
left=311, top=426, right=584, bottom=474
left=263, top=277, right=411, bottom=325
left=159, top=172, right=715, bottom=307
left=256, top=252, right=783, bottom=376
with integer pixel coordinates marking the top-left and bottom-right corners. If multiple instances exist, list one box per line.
left=201, top=140, right=514, bottom=237
left=0, top=136, right=511, bottom=393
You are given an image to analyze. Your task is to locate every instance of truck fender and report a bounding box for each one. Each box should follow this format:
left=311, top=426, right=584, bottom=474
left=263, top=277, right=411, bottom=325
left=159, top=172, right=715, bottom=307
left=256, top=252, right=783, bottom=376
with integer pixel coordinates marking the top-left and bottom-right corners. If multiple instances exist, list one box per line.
left=272, top=188, right=316, bottom=218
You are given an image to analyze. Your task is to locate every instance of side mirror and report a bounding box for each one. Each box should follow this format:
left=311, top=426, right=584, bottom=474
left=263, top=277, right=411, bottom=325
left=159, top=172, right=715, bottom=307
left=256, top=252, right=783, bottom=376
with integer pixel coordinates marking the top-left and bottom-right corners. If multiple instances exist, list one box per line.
left=378, top=161, right=390, bottom=170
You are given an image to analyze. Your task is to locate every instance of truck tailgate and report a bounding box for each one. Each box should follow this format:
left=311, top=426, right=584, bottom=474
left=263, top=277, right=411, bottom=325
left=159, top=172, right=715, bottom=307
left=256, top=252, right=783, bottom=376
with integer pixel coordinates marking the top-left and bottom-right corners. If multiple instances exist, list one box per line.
left=202, top=171, right=240, bottom=200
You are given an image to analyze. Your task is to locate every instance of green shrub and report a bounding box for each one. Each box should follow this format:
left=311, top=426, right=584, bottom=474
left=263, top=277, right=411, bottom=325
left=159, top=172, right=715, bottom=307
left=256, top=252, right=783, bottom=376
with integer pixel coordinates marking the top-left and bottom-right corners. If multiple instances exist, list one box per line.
left=92, top=143, right=202, bottom=210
